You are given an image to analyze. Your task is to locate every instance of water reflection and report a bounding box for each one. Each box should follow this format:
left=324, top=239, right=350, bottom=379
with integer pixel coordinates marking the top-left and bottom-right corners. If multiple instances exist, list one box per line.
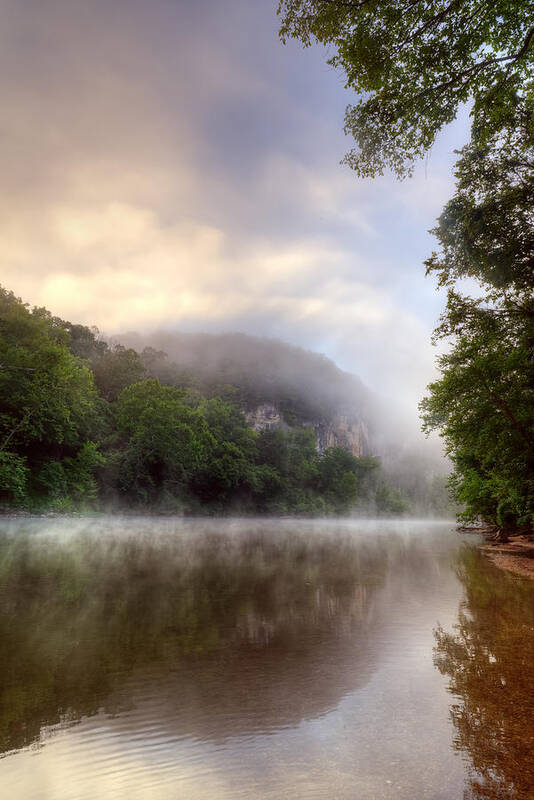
left=0, top=518, right=469, bottom=799
left=435, top=547, right=534, bottom=799
left=0, top=519, right=394, bottom=754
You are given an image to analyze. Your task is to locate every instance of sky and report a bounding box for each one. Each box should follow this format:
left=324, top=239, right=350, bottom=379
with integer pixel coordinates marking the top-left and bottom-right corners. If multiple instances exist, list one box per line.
left=0, top=0, right=471, bottom=422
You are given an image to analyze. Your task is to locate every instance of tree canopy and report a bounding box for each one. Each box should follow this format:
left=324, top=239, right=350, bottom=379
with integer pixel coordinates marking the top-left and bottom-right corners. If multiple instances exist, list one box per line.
left=0, top=287, right=104, bottom=509
left=278, top=0, right=534, bottom=176
left=426, top=99, right=534, bottom=296
left=421, top=290, right=534, bottom=531
left=421, top=111, right=534, bottom=534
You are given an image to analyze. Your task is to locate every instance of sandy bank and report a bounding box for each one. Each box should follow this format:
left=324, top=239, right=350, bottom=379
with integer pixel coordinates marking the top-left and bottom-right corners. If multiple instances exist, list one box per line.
left=480, top=537, right=534, bottom=580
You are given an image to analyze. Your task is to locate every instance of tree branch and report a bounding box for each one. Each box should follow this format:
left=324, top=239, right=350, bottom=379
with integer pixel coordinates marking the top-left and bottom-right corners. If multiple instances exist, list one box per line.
left=0, top=410, right=32, bottom=452
left=475, top=370, right=534, bottom=447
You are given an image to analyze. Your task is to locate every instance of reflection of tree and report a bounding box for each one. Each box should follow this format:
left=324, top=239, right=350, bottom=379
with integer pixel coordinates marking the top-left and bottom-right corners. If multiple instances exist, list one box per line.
left=434, top=547, right=534, bottom=799
left=0, top=521, right=391, bottom=755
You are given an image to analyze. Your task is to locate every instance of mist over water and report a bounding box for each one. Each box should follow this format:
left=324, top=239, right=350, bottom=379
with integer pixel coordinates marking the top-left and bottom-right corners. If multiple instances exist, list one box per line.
left=0, top=516, right=495, bottom=799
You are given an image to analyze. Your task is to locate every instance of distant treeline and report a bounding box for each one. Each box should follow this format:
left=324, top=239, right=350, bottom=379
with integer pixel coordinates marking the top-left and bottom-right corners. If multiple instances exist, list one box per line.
left=0, top=287, right=410, bottom=515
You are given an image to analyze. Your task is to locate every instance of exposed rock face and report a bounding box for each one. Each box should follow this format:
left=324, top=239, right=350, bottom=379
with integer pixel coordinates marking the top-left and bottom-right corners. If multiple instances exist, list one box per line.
left=245, top=404, right=287, bottom=432
left=244, top=404, right=369, bottom=458
left=316, top=416, right=369, bottom=458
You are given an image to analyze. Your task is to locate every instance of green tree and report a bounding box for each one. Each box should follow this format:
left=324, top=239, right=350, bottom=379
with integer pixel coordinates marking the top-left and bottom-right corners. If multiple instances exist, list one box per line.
left=278, top=0, right=534, bottom=176
left=255, top=427, right=322, bottom=513
left=0, top=287, right=104, bottom=508
left=256, top=428, right=291, bottom=476
left=279, top=2, right=534, bottom=533
left=60, top=320, right=107, bottom=361
left=92, top=344, right=146, bottom=401
left=421, top=292, right=534, bottom=535
left=315, top=447, right=360, bottom=510
left=0, top=452, right=29, bottom=505
left=115, top=379, right=215, bottom=508
left=0, top=286, right=415, bottom=515
left=190, top=397, right=259, bottom=506
left=426, top=98, right=534, bottom=295
left=140, top=346, right=197, bottom=391
left=375, top=483, right=411, bottom=515
left=421, top=112, right=534, bottom=536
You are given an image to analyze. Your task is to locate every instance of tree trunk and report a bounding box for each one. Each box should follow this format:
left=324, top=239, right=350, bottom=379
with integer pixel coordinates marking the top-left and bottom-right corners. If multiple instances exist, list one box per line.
left=494, top=527, right=510, bottom=544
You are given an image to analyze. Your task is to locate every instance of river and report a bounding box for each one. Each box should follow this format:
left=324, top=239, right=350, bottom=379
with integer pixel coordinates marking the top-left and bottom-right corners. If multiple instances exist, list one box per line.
left=0, top=517, right=532, bottom=799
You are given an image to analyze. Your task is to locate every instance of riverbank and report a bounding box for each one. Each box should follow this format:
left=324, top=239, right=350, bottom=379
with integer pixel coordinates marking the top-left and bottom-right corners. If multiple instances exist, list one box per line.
left=479, top=536, right=534, bottom=580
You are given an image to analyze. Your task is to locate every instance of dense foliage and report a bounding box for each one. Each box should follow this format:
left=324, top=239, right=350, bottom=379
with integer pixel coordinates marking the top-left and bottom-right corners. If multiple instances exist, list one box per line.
left=421, top=102, right=534, bottom=534
left=0, top=287, right=410, bottom=515
left=0, top=289, right=104, bottom=510
left=279, top=1, right=534, bottom=534
left=278, top=0, right=534, bottom=177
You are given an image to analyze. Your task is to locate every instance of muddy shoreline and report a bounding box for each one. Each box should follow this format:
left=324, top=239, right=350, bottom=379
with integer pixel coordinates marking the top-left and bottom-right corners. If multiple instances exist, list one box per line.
left=467, top=528, right=534, bottom=580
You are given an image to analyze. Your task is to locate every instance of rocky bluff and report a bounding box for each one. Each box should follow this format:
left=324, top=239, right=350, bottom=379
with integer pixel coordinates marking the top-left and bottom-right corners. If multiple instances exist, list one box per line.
left=120, top=330, right=377, bottom=458
left=245, top=403, right=370, bottom=458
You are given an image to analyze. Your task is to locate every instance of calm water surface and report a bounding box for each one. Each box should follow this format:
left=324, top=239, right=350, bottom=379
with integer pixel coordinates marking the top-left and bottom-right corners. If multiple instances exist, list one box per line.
left=0, top=517, right=533, bottom=799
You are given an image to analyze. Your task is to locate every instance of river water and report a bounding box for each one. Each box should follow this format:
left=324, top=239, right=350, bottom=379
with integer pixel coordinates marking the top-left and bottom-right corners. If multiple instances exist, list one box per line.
left=0, top=517, right=532, bottom=799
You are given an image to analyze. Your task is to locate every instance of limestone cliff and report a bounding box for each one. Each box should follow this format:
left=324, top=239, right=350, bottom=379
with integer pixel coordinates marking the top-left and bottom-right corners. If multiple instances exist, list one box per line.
left=315, top=415, right=369, bottom=458
left=245, top=404, right=287, bottom=432
left=245, top=403, right=369, bottom=458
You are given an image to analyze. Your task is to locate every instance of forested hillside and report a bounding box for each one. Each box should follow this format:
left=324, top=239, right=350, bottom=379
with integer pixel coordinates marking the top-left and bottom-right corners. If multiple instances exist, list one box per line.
left=0, top=287, right=414, bottom=515
left=119, top=330, right=373, bottom=427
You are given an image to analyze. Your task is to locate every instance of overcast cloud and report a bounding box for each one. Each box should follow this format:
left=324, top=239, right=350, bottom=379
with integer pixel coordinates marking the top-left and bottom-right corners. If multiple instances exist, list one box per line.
left=0, top=0, right=470, bottom=423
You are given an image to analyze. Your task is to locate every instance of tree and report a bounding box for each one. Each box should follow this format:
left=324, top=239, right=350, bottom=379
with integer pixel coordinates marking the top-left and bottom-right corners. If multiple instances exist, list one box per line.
left=255, top=427, right=321, bottom=513
left=423, top=302, right=533, bottom=535
left=115, top=379, right=215, bottom=507
left=60, top=320, right=107, bottom=361
left=426, top=97, right=534, bottom=295
left=279, top=2, right=534, bottom=531
left=421, top=292, right=534, bottom=535
left=0, top=287, right=104, bottom=508
left=91, top=344, right=146, bottom=402
left=190, top=397, right=259, bottom=505
left=315, top=447, right=361, bottom=510
left=140, top=346, right=197, bottom=391
left=375, top=483, right=411, bottom=515
left=421, top=112, right=534, bottom=536
left=0, top=452, right=29, bottom=505
left=278, top=0, right=534, bottom=177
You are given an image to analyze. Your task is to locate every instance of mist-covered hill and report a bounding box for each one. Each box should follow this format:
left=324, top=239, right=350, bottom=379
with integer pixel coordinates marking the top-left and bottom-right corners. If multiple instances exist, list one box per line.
left=0, top=286, right=453, bottom=515
left=115, top=330, right=454, bottom=515
left=1, top=287, right=412, bottom=515
left=118, top=330, right=374, bottom=428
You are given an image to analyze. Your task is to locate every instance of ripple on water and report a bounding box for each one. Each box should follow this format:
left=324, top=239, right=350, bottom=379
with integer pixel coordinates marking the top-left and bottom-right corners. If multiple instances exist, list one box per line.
left=0, top=518, right=490, bottom=799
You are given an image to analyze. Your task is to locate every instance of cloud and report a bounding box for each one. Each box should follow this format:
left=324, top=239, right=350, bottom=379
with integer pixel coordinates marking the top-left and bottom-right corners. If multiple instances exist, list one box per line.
left=0, top=0, right=469, bottom=424
left=2, top=191, right=433, bottom=401
left=1, top=199, right=369, bottom=325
